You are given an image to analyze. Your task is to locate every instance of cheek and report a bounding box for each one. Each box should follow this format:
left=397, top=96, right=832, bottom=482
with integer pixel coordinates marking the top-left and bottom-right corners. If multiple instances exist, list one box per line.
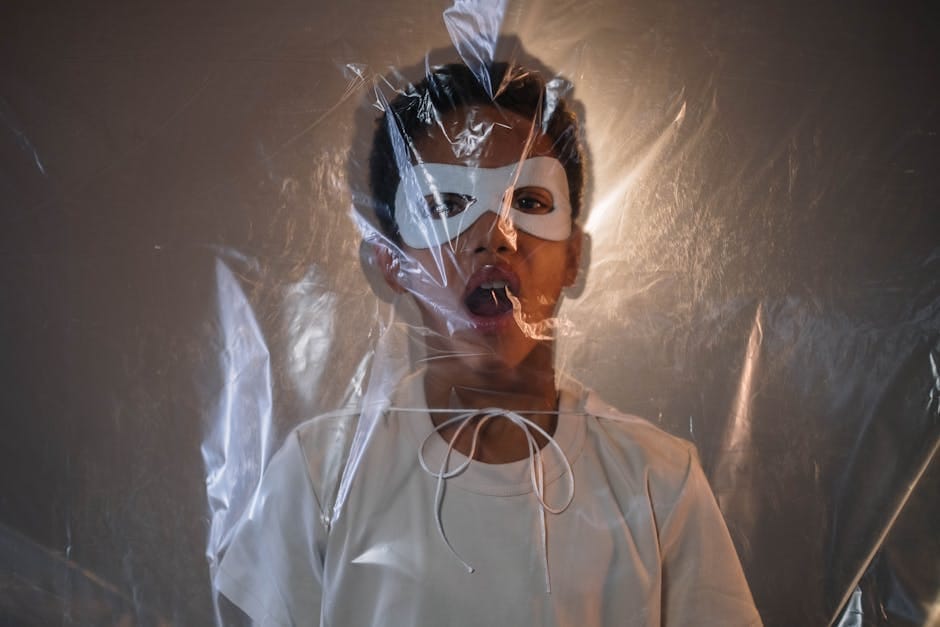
left=522, top=240, right=572, bottom=275
left=401, top=257, right=466, bottom=312
left=411, top=261, right=462, bottom=295
left=525, top=256, right=571, bottom=306
left=400, top=249, right=451, bottom=288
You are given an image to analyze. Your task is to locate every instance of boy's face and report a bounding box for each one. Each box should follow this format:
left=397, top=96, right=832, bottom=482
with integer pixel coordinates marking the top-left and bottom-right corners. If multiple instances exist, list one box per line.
left=383, top=105, right=581, bottom=375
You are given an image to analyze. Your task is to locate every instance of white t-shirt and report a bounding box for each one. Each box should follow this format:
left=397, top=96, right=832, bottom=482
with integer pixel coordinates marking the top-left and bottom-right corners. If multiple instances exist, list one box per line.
left=215, top=378, right=761, bottom=626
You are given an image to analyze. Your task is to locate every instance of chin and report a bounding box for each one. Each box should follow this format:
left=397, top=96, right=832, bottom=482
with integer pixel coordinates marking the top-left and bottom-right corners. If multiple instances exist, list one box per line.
left=417, top=302, right=552, bottom=373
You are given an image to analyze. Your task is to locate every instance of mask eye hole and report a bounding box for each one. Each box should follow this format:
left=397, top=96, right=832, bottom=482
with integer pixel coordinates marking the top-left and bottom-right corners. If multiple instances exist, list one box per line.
left=511, top=187, right=554, bottom=215
left=425, top=193, right=476, bottom=219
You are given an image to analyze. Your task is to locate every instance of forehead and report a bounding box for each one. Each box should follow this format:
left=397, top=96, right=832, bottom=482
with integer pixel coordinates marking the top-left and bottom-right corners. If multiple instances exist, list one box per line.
left=410, top=105, right=556, bottom=169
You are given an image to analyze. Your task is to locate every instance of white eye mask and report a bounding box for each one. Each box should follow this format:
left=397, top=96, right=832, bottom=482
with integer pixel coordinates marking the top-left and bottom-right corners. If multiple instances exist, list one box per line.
left=393, top=156, right=572, bottom=249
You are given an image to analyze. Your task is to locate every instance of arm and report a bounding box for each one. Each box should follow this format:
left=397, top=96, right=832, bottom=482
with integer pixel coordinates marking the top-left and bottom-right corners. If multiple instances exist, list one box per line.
left=214, top=432, right=328, bottom=627
left=657, top=447, right=763, bottom=626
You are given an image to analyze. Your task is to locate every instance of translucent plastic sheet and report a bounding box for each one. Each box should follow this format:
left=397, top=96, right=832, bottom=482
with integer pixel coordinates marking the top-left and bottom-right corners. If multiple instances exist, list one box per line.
left=2, top=1, right=938, bottom=625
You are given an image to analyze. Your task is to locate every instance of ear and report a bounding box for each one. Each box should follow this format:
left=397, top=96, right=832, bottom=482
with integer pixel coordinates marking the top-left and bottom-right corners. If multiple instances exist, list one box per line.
left=373, top=241, right=407, bottom=294
left=563, top=224, right=584, bottom=288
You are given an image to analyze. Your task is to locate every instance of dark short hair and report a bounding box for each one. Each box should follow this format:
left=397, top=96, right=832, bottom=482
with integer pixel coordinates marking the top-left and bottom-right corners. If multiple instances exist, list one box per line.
left=368, top=62, right=585, bottom=241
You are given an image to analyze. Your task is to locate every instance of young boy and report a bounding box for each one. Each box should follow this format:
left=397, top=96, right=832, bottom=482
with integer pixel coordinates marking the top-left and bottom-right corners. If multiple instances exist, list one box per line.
left=215, top=61, right=761, bottom=626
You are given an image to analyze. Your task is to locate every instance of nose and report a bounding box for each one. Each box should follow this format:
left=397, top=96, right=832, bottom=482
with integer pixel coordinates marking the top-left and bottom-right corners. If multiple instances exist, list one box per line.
left=465, top=209, right=518, bottom=254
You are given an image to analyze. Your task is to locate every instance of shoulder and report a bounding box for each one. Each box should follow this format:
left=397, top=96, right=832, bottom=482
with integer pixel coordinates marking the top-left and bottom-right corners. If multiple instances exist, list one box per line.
left=281, top=410, right=361, bottom=510
left=583, top=390, right=696, bottom=461
left=577, top=389, right=700, bottom=497
left=577, top=389, right=737, bottom=549
left=292, top=410, right=361, bottom=463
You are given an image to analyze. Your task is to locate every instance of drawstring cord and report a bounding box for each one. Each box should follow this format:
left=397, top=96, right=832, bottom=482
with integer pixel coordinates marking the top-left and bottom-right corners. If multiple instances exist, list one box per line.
left=392, top=407, right=575, bottom=593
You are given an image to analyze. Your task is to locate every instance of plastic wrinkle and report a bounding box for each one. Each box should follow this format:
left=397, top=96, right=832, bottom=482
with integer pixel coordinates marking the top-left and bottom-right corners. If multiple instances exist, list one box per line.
left=203, top=260, right=273, bottom=580
left=3, top=2, right=937, bottom=623
left=442, top=0, right=507, bottom=96
left=0, top=99, right=47, bottom=176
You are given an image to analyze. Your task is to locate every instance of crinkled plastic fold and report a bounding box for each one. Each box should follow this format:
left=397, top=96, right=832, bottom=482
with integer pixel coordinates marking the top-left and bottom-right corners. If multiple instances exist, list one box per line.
left=1, top=0, right=937, bottom=625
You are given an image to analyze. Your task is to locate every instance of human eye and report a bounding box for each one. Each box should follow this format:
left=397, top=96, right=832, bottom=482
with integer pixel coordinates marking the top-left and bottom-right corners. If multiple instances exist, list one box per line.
left=424, top=193, right=476, bottom=219
left=512, top=187, right=554, bottom=215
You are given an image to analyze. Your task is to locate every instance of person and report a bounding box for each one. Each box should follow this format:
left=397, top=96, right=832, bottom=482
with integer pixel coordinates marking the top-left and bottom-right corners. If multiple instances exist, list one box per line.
left=214, top=60, right=762, bottom=626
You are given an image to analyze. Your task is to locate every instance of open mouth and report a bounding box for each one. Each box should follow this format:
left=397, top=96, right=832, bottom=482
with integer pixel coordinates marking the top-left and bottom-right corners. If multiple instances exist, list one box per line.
left=463, top=265, right=521, bottom=321
left=465, top=281, right=513, bottom=317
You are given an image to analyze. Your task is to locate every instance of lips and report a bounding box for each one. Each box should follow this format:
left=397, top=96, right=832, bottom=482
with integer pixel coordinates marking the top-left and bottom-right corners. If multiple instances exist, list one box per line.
left=462, top=265, right=521, bottom=324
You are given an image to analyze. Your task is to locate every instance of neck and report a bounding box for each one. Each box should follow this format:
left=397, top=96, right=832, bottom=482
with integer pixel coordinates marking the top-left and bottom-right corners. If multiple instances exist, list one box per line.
left=420, top=343, right=560, bottom=463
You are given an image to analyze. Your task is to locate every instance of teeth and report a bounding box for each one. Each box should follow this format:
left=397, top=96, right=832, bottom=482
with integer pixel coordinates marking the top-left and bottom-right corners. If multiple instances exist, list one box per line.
left=480, top=280, right=508, bottom=290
